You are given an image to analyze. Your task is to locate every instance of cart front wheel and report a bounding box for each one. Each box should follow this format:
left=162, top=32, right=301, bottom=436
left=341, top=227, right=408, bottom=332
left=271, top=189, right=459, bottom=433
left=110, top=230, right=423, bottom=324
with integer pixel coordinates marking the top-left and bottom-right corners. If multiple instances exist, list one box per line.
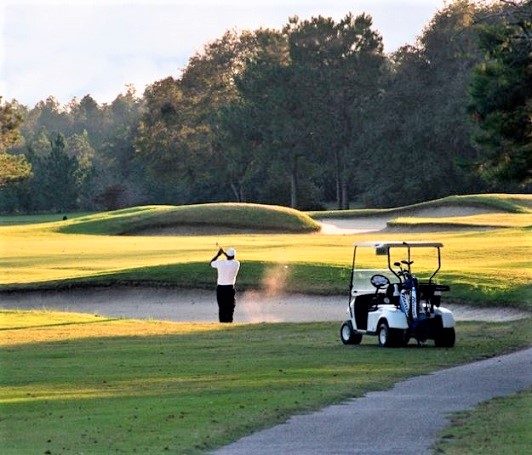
left=378, top=321, right=390, bottom=347
left=340, top=320, right=362, bottom=345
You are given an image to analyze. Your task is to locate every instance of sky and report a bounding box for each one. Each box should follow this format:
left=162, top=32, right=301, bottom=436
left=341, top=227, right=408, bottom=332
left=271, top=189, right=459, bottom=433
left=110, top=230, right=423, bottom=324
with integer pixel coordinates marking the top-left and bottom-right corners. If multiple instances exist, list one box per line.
left=0, top=0, right=446, bottom=107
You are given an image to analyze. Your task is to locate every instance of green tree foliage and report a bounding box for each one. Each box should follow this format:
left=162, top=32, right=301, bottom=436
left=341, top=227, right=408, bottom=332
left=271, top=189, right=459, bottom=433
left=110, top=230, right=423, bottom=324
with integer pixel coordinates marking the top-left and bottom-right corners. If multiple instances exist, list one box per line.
left=134, top=77, right=191, bottom=194
left=469, top=0, right=531, bottom=187
left=286, top=13, right=386, bottom=209
left=212, top=29, right=287, bottom=203
left=37, top=134, right=81, bottom=212
left=136, top=30, right=273, bottom=204
left=3, top=87, right=144, bottom=213
left=92, top=87, right=144, bottom=209
left=0, top=98, right=32, bottom=186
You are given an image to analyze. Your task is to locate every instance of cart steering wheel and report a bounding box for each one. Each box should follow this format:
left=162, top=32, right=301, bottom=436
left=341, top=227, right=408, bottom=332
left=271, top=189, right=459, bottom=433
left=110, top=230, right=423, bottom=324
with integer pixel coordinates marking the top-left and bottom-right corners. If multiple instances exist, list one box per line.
left=370, top=274, right=390, bottom=290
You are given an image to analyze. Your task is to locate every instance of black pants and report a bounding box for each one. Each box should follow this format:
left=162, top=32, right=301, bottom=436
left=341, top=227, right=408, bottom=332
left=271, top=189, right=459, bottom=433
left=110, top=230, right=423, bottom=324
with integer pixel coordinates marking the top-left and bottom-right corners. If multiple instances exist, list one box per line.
left=216, top=285, right=236, bottom=323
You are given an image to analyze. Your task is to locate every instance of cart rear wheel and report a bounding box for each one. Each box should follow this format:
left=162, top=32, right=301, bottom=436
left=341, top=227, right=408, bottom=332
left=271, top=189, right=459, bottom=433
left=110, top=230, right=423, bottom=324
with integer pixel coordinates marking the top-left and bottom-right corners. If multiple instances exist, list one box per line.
left=340, top=320, right=362, bottom=345
left=435, top=328, right=455, bottom=348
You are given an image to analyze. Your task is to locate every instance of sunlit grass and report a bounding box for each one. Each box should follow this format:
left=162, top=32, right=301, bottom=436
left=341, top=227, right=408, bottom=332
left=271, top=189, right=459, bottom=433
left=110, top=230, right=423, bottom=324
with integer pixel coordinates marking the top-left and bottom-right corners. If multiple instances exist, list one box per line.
left=1, top=310, right=530, bottom=454
left=1, top=225, right=530, bottom=306
left=390, top=213, right=532, bottom=229
left=0, top=310, right=225, bottom=346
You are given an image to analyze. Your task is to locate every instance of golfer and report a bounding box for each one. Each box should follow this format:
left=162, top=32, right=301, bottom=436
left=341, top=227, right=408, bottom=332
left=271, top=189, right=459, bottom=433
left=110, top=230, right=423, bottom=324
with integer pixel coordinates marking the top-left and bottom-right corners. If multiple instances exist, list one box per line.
left=210, top=247, right=240, bottom=323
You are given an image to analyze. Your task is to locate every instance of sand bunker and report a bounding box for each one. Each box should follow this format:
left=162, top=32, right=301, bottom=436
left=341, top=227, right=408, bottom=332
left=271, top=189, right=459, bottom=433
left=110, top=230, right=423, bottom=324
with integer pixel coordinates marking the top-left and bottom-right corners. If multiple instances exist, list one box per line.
left=1, top=287, right=527, bottom=323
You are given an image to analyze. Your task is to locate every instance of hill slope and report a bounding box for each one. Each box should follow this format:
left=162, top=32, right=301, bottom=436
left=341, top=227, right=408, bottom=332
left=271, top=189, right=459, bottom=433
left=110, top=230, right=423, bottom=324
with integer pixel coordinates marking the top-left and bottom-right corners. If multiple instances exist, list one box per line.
left=57, top=203, right=322, bottom=235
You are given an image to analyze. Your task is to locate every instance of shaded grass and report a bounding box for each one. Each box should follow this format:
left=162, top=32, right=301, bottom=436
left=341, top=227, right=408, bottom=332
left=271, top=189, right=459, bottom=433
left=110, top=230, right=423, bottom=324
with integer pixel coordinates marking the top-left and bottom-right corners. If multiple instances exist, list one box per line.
left=0, top=261, right=352, bottom=297
left=0, top=311, right=530, bottom=454
left=433, top=388, right=532, bottom=454
left=0, top=212, right=89, bottom=226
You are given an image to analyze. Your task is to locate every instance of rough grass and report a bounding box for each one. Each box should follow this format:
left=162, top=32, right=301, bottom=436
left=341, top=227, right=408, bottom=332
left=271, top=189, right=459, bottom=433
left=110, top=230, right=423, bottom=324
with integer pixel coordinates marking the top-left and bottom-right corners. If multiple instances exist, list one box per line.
left=433, top=389, right=532, bottom=454
left=1, top=310, right=530, bottom=454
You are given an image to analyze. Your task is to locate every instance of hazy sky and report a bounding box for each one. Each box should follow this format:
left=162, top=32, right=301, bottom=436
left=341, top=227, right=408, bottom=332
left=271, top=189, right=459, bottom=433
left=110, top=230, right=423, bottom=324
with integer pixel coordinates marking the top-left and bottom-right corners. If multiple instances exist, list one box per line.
left=1, top=0, right=446, bottom=107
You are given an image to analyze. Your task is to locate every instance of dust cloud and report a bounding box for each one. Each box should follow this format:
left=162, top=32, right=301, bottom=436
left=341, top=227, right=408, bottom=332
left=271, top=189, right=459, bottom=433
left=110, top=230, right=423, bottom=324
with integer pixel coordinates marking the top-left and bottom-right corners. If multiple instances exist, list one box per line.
left=238, top=264, right=291, bottom=322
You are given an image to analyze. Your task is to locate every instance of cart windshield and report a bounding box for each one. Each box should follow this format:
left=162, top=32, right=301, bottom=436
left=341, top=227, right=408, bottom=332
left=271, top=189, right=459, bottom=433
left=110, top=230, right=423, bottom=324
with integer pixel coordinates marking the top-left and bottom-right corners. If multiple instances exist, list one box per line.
left=351, top=241, right=444, bottom=289
left=351, top=269, right=398, bottom=293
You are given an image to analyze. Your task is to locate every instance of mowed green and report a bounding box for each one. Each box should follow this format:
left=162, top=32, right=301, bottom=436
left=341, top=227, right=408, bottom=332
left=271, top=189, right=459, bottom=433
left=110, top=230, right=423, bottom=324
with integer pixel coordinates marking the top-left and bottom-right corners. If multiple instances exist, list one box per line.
left=1, top=196, right=531, bottom=308
left=0, top=311, right=530, bottom=454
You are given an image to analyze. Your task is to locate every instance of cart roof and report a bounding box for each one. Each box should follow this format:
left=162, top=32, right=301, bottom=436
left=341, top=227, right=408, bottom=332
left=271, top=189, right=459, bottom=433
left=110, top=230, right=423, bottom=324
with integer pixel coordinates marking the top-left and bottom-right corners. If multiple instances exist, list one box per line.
left=353, top=241, right=443, bottom=248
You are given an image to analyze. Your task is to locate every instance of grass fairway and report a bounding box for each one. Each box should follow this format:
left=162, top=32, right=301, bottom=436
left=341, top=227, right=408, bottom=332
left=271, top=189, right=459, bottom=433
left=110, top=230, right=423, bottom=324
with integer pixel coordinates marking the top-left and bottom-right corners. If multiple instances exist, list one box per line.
left=0, top=311, right=530, bottom=454
left=1, top=222, right=530, bottom=308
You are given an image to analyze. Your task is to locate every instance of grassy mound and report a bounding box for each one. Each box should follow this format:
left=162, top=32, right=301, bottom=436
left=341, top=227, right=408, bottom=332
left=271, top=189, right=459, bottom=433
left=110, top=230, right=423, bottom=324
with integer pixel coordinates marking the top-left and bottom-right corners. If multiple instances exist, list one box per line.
left=309, top=194, right=532, bottom=219
left=56, top=203, right=321, bottom=235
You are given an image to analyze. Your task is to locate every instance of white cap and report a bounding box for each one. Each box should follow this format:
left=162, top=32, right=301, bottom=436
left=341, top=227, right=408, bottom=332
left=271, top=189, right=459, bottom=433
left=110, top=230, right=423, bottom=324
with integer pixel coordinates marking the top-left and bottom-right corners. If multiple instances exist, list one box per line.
left=226, top=248, right=236, bottom=257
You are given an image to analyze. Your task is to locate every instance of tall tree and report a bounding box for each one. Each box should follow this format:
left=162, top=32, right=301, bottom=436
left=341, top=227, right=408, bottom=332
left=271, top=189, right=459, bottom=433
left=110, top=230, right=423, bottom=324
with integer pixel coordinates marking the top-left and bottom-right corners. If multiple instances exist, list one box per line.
left=39, top=134, right=80, bottom=211
left=233, top=31, right=315, bottom=208
left=469, top=0, right=531, bottom=186
left=135, top=77, right=190, bottom=198
left=93, top=87, right=144, bottom=209
left=211, top=29, right=287, bottom=203
left=287, top=13, right=386, bottom=209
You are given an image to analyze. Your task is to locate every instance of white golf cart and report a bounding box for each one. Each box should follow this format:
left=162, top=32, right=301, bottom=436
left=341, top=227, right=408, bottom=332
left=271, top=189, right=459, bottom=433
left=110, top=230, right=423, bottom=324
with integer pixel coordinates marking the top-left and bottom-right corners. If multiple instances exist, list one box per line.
left=340, top=241, right=455, bottom=347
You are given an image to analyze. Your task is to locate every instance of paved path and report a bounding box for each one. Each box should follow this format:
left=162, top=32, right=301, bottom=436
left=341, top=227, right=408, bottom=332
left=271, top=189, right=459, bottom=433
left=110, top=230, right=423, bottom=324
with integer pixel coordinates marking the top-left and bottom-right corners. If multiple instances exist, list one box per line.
left=213, top=347, right=532, bottom=455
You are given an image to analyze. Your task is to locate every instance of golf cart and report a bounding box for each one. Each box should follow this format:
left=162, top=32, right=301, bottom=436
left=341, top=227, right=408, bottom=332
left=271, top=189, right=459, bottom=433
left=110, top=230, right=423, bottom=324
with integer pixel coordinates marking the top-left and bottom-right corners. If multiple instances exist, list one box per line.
left=340, top=241, right=455, bottom=347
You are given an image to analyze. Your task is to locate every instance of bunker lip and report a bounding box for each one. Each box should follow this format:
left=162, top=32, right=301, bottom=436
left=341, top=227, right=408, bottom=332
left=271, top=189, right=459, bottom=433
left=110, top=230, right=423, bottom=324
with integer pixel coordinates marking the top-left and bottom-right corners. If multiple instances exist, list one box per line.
left=0, top=286, right=528, bottom=323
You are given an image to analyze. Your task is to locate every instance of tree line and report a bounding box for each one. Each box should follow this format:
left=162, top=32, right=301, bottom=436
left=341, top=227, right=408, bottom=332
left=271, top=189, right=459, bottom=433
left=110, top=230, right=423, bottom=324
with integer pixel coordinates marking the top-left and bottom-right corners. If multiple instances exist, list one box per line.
left=0, top=0, right=529, bottom=214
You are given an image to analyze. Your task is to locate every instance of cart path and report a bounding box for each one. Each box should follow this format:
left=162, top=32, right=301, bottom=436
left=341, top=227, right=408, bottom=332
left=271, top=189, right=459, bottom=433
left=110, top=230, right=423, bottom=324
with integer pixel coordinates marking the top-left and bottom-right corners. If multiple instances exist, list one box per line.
left=213, top=347, right=532, bottom=455
left=0, top=287, right=528, bottom=322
